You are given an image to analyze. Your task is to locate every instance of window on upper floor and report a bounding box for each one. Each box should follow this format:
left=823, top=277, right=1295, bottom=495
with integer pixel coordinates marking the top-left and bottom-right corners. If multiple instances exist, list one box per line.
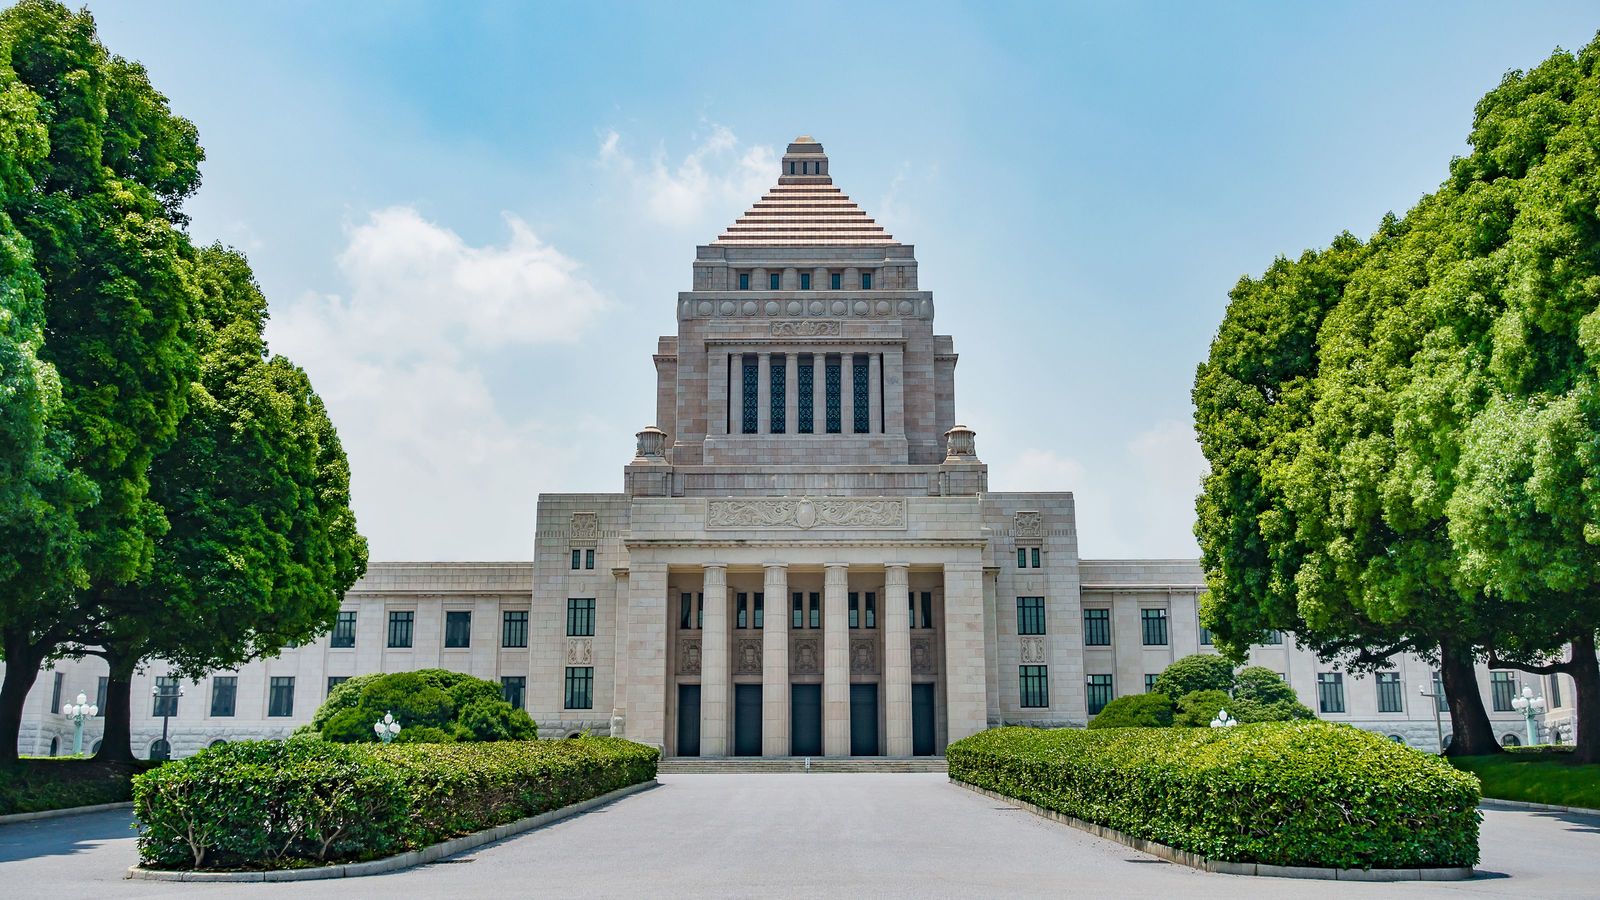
left=210, top=676, right=236, bottom=717
left=797, top=355, right=814, bottom=434
left=565, top=667, right=593, bottom=709
left=1017, top=597, right=1045, bottom=635
left=1491, top=671, right=1516, bottom=712
left=1199, top=623, right=1213, bottom=646
left=824, top=355, right=842, bottom=434
left=770, top=354, right=786, bottom=434
left=860, top=272, right=873, bottom=289
left=1260, top=629, right=1284, bottom=645
left=268, top=677, right=295, bottom=717
left=769, top=272, right=781, bottom=290
left=387, top=611, right=414, bottom=648
left=737, top=592, right=749, bottom=629
left=571, top=549, right=581, bottom=570
left=152, top=675, right=182, bottom=718
left=444, top=610, right=472, bottom=648
left=585, top=549, right=595, bottom=570
left=1317, top=672, right=1345, bottom=714
left=848, top=592, right=859, bottom=629
left=1083, top=608, right=1111, bottom=646
left=327, top=675, right=349, bottom=696
left=1144, top=674, right=1159, bottom=693
left=739, top=272, right=751, bottom=290
left=567, top=598, right=596, bottom=637
left=502, top=610, right=530, bottom=648
left=830, top=272, right=842, bottom=290
left=800, top=272, right=811, bottom=290
left=1085, top=674, right=1112, bottom=714
left=1550, top=674, right=1563, bottom=708
left=1020, top=666, right=1050, bottom=708
left=742, top=354, right=759, bottom=435
left=788, top=161, right=796, bottom=175
left=755, top=592, right=765, bottom=629
left=1376, top=671, right=1403, bottom=713
left=852, top=353, right=870, bottom=433
left=502, top=676, right=526, bottom=709
left=331, top=610, right=357, bottom=648
left=680, top=592, right=703, bottom=630
left=1016, top=547, right=1041, bottom=568
left=1140, top=608, right=1168, bottom=646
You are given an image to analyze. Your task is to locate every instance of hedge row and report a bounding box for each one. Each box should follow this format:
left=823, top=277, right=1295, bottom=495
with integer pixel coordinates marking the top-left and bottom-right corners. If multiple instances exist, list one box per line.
left=131, top=736, right=658, bottom=870
left=948, top=723, right=1479, bottom=869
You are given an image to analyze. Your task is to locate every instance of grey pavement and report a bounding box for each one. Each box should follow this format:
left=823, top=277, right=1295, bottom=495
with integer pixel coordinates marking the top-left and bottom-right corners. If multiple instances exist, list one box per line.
left=1, top=773, right=1596, bottom=898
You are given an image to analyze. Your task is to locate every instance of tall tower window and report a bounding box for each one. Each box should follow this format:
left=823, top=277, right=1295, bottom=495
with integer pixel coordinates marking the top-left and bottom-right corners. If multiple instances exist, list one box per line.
left=797, top=355, right=814, bottom=433
left=799, top=272, right=811, bottom=290
left=738, top=272, right=750, bottom=290
left=741, top=354, right=759, bottom=434
left=825, top=355, right=842, bottom=434
left=852, top=354, right=870, bottom=433
left=769, top=272, right=781, bottom=290
left=770, top=354, right=786, bottom=434
left=860, top=272, right=873, bottom=289
left=788, top=161, right=796, bottom=175
left=830, top=272, right=841, bottom=290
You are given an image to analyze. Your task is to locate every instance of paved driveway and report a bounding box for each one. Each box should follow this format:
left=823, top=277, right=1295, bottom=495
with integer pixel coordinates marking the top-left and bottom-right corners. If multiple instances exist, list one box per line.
left=1, top=774, right=1596, bottom=898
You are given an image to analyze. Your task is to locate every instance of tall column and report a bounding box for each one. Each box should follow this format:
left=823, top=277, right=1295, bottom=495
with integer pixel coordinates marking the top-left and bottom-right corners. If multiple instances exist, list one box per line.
left=884, top=347, right=905, bottom=436
left=942, top=559, right=989, bottom=745
left=762, top=563, right=790, bottom=756
left=785, top=353, right=799, bottom=439
left=868, top=353, right=882, bottom=434
left=841, top=353, right=855, bottom=434
left=624, top=563, right=668, bottom=749
left=757, top=353, right=771, bottom=434
left=813, top=354, right=827, bottom=434
left=701, top=564, right=729, bottom=756
left=823, top=562, right=850, bottom=755
left=884, top=563, right=912, bottom=756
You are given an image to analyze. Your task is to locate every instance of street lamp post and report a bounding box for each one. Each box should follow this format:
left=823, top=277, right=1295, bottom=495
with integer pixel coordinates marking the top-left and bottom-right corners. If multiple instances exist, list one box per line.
left=61, top=692, right=98, bottom=756
left=1209, top=709, right=1237, bottom=728
left=374, top=711, right=401, bottom=744
left=1418, top=683, right=1446, bottom=753
left=151, top=682, right=183, bottom=761
left=1511, top=685, right=1545, bottom=746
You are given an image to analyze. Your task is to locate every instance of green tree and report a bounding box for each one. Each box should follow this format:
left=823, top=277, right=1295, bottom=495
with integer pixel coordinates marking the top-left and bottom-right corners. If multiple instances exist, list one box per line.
left=0, top=0, right=201, bottom=762
left=1172, top=690, right=1233, bottom=727
left=307, top=670, right=536, bottom=743
left=1233, top=666, right=1297, bottom=705
left=1150, top=654, right=1235, bottom=699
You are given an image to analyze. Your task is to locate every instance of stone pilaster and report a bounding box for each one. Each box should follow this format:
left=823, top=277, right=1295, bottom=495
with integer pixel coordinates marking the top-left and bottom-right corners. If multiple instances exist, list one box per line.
left=823, top=562, right=850, bottom=755
left=762, top=563, right=790, bottom=756
left=943, top=559, right=988, bottom=745
left=701, top=563, right=729, bottom=756
left=884, top=563, right=912, bottom=756
left=624, top=563, right=667, bottom=748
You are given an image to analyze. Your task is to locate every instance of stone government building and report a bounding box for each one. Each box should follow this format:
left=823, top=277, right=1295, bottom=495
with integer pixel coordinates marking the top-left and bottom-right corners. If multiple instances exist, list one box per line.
left=7, top=137, right=1572, bottom=758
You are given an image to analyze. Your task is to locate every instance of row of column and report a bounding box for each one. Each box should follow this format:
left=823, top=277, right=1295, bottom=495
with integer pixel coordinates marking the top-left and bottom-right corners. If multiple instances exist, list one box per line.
left=699, top=562, right=914, bottom=757
left=737, top=352, right=886, bottom=436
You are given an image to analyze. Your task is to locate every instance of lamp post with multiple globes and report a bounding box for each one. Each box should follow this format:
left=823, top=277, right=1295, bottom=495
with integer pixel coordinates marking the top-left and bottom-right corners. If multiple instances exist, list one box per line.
left=61, top=693, right=97, bottom=756
left=151, top=682, right=183, bottom=760
left=1511, top=685, right=1545, bottom=747
left=374, top=711, right=402, bottom=744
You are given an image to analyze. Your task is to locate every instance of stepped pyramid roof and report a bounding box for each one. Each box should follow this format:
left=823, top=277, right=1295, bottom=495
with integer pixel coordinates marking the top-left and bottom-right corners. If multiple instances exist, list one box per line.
left=711, top=136, right=898, bottom=247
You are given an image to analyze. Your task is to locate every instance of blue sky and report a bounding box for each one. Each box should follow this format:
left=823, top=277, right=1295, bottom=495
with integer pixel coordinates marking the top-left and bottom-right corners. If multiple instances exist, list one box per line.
left=78, top=1, right=1600, bottom=560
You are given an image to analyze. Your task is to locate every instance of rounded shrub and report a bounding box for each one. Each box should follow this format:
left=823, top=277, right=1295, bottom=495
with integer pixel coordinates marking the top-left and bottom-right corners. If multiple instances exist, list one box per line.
left=308, top=669, right=536, bottom=743
left=1088, top=693, right=1174, bottom=728
left=1234, top=665, right=1299, bottom=704
left=1173, top=689, right=1232, bottom=726
left=1151, top=654, right=1235, bottom=699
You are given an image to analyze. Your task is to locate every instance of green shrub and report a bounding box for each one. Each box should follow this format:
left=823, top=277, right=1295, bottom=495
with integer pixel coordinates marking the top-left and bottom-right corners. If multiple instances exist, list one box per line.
left=1088, top=693, right=1174, bottom=728
left=948, top=723, right=1480, bottom=869
left=1173, top=689, right=1232, bottom=727
left=1151, top=654, right=1235, bottom=699
left=1234, top=666, right=1298, bottom=705
left=0, top=758, right=158, bottom=815
left=307, top=668, right=536, bottom=743
left=133, top=736, right=659, bottom=871
left=1229, top=696, right=1315, bottom=723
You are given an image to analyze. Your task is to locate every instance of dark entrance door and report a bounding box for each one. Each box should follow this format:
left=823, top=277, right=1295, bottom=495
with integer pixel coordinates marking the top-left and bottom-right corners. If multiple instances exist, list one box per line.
left=677, top=684, right=700, bottom=757
left=850, top=683, right=880, bottom=756
left=791, top=684, right=822, bottom=756
left=734, top=684, right=762, bottom=756
left=912, top=683, right=936, bottom=756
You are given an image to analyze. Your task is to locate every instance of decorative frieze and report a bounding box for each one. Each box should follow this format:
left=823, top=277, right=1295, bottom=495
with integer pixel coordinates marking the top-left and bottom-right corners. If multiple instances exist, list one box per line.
left=1013, top=511, right=1044, bottom=542
left=1019, top=636, right=1047, bottom=665
left=566, top=638, right=594, bottom=665
left=705, top=497, right=907, bottom=530
left=911, top=637, right=936, bottom=675
left=793, top=638, right=821, bottom=675
left=569, top=512, right=599, bottom=546
left=771, top=319, right=841, bottom=337
left=679, top=297, right=933, bottom=321
left=849, top=638, right=878, bottom=676
left=677, top=637, right=702, bottom=676
left=735, top=639, right=763, bottom=675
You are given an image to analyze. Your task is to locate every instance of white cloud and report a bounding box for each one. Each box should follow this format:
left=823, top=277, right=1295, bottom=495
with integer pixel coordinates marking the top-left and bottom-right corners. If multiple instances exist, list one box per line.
left=267, top=207, right=610, bottom=559
left=596, top=125, right=776, bottom=228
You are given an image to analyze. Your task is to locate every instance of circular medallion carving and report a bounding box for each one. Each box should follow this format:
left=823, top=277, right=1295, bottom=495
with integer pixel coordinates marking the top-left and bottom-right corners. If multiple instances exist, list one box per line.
left=830, top=300, right=847, bottom=315
left=875, top=299, right=891, bottom=316
left=698, top=301, right=713, bottom=317
left=898, top=299, right=914, bottom=316
left=853, top=300, right=869, bottom=316
left=742, top=300, right=758, bottom=315
left=765, top=300, right=780, bottom=315
left=720, top=301, right=736, bottom=316
left=795, top=500, right=817, bottom=529
left=810, top=300, right=825, bottom=315
left=787, top=300, right=803, bottom=315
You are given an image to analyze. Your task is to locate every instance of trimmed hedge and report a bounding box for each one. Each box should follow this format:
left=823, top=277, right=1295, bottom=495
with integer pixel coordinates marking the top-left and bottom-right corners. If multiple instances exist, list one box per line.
left=0, top=758, right=159, bottom=815
left=132, top=736, right=658, bottom=870
left=948, top=723, right=1480, bottom=869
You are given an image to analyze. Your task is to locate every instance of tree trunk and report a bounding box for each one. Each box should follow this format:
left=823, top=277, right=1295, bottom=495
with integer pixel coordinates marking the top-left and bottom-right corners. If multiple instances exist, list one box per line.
left=93, top=650, right=137, bottom=763
left=0, top=635, right=46, bottom=765
left=1439, top=639, right=1501, bottom=756
left=1568, top=638, right=1600, bottom=765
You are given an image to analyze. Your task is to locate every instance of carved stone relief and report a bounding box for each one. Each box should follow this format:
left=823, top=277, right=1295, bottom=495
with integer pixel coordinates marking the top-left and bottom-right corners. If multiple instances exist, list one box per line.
left=566, top=638, right=594, bottom=665
left=569, top=512, right=599, bottom=546
left=771, top=320, right=841, bottom=337
left=706, top=497, right=907, bottom=530
left=911, top=637, right=936, bottom=675
left=677, top=637, right=702, bottom=676
left=849, top=638, right=877, bottom=676
left=1013, top=510, right=1044, bottom=541
left=792, top=638, right=820, bottom=675
left=736, top=639, right=763, bottom=675
left=1019, top=636, right=1047, bottom=665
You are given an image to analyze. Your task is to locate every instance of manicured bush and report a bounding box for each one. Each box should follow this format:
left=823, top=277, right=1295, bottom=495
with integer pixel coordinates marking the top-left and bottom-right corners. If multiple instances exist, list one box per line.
left=1233, top=665, right=1298, bottom=704
left=1173, top=689, right=1232, bottom=726
left=1150, top=654, right=1235, bottom=699
left=0, top=758, right=158, bottom=815
left=133, top=736, right=659, bottom=870
left=948, top=723, right=1480, bottom=869
left=1088, top=693, right=1174, bottom=728
left=307, top=669, right=536, bottom=743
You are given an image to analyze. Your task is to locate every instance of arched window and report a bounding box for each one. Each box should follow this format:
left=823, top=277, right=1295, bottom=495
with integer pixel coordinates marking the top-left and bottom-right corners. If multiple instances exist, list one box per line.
left=209, top=739, right=227, bottom=748
left=1501, top=733, right=1522, bottom=748
left=49, top=737, right=59, bottom=757
left=149, top=738, right=171, bottom=761
left=91, top=739, right=102, bottom=754
left=1387, top=734, right=1404, bottom=744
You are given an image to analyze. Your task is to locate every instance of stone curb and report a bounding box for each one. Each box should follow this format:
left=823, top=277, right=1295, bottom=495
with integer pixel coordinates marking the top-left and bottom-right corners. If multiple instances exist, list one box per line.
left=0, top=801, right=133, bottom=825
left=1480, top=797, right=1600, bottom=817
left=125, top=778, right=658, bottom=883
left=951, top=779, right=1474, bottom=882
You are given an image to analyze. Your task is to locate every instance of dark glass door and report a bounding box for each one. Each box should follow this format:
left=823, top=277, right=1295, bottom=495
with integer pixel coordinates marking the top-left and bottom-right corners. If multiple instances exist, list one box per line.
left=912, top=683, right=936, bottom=756
left=734, top=684, right=762, bottom=756
left=791, top=684, right=822, bottom=756
left=677, top=684, right=701, bottom=757
left=850, top=682, right=880, bottom=756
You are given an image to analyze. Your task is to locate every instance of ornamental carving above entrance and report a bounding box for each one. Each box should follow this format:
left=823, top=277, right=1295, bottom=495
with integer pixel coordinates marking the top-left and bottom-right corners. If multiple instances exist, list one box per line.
left=706, top=497, right=907, bottom=530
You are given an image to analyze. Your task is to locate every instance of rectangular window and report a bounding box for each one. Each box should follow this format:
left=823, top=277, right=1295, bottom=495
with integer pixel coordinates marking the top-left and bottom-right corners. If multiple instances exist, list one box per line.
left=585, top=548, right=595, bottom=570
left=1199, top=623, right=1213, bottom=646
left=739, top=272, right=750, bottom=290
left=567, top=598, right=596, bottom=637
left=848, top=592, right=860, bottom=629
left=737, top=592, right=749, bottom=629
left=754, top=592, right=764, bottom=629
left=824, top=355, right=842, bottom=433
left=809, top=592, right=820, bottom=629
left=1317, top=672, right=1345, bottom=714
left=1261, top=630, right=1284, bottom=645
left=1017, top=597, right=1046, bottom=636
left=1550, top=674, right=1563, bottom=708
left=210, top=676, right=237, bottom=717
left=920, top=592, right=933, bottom=629
left=565, top=667, right=594, bottom=709
left=152, top=675, right=180, bottom=717
left=797, top=355, right=814, bottom=433
left=1017, top=548, right=1027, bottom=568
left=792, top=592, right=804, bottom=629
left=770, top=354, right=786, bottom=434
left=51, top=672, right=63, bottom=714
left=830, top=272, right=841, bottom=290
left=95, top=676, right=107, bottom=716
left=1020, top=666, right=1050, bottom=708
left=769, top=272, right=781, bottom=290
left=1140, top=608, right=1168, bottom=646
left=1491, top=671, right=1516, bottom=712
left=1376, top=671, right=1403, bottom=713
left=908, top=591, right=917, bottom=628
left=503, top=610, right=530, bottom=648
left=680, top=592, right=697, bottom=630
left=502, top=676, right=526, bottom=709
left=1031, top=547, right=1041, bottom=568
left=444, top=610, right=472, bottom=648
left=1086, top=674, right=1113, bottom=715
left=1083, top=608, right=1111, bottom=646
left=268, top=677, right=295, bottom=717
left=1144, top=674, right=1159, bottom=693
left=799, top=272, right=811, bottom=290
left=331, top=610, right=357, bottom=648
left=1432, top=671, right=1448, bottom=712
left=852, top=353, right=870, bottom=433
left=387, top=611, right=414, bottom=648
left=860, top=272, right=873, bottom=289
left=788, top=161, right=796, bottom=175
left=742, top=354, right=758, bottom=434
left=327, top=675, right=349, bottom=696
left=864, top=592, right=875, bottom=629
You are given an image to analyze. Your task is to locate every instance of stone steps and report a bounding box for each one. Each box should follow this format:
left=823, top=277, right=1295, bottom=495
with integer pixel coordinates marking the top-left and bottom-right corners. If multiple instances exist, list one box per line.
left=658, top=757, right=947, bottom=774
